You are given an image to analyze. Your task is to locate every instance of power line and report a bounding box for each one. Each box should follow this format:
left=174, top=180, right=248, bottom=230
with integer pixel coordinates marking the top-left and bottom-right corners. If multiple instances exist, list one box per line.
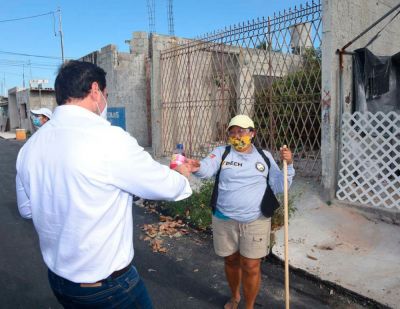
left=0, top=64, right=58, bottom=70
left=0, top=70, right=23, bottom=76
left=0, top=50, right=66, bottom=60
left=0, top=9, right=65, bottom=62
left=0, top=11, right=54, bottom=23
left=0, top=59, right=59, bottom=66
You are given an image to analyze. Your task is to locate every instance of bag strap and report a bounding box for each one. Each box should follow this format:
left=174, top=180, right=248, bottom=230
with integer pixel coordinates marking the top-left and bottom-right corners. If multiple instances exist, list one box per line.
left=255, top=147, right=271, bottom=184
left=209, top=145, right=231, bottom=213
left=256, top=147, right=281, bottom=219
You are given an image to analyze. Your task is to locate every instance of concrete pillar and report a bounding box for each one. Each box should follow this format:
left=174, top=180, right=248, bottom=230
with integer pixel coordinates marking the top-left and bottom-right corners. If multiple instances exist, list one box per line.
left=150, top=43, right=163, bottom=157
left=321, top=0, right=338, bottom=200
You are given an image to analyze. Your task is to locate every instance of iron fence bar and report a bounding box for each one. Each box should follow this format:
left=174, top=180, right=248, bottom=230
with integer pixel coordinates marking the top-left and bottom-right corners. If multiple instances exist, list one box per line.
left=187, top=46, right=192, bottom=156
left=267, top=15, right=274, bottom=152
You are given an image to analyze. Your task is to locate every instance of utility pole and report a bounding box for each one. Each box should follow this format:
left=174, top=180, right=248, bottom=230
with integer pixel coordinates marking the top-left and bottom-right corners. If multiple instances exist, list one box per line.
left=22, top=64, right=25, bottom=88
left=28, top=59, right=32, bottom=80
left=57, top=7, right=65, bottom=63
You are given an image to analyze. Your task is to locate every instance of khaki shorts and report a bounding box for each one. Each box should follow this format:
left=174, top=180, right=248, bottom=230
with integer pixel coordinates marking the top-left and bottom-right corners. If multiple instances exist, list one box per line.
left=212, top=215, right=271, bottom=259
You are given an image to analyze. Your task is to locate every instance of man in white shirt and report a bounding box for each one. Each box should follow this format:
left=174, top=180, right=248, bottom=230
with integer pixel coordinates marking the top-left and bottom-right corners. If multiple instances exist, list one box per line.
left=16, top=60, right=192, bottom=308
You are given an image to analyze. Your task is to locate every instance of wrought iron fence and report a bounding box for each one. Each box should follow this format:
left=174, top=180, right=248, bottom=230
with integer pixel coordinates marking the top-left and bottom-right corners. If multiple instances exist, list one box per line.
left=160, top=0, right=322, bottom=177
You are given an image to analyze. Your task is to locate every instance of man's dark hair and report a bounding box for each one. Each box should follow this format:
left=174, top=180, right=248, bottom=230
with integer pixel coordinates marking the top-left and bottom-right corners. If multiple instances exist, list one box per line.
left=54, top=60, right=107, bottom=105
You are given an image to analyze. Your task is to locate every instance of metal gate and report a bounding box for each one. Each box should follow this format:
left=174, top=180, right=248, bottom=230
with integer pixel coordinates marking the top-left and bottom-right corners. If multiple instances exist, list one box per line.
left=160, top=1, right=322, bottom=177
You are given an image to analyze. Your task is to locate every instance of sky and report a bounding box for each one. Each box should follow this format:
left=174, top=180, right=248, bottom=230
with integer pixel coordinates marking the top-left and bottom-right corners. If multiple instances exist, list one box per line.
left=0, top=0, right=309, bottom=94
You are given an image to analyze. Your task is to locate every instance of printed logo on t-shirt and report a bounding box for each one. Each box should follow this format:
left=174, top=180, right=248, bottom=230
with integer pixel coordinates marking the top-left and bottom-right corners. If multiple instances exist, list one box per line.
left=255, top=162, right=265, bottom=172
left=209, top=154, right=216, bottom=159
left=222, top=160, right=243, bottom=167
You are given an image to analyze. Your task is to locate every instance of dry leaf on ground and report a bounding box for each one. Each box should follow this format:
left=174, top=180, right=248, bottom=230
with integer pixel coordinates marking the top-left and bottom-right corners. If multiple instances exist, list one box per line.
left=140, top=216, right=189, bottom=253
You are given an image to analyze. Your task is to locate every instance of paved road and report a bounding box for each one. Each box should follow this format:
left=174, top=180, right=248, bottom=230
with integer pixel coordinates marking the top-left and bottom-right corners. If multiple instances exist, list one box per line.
left=0, top=138, right=382, bottom=308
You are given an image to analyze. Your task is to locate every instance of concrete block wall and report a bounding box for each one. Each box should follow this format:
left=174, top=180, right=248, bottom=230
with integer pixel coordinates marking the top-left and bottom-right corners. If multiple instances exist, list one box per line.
left=82, top=36, right=150, bottom=147
left=321, top=0, right=400, bottom=199
left=28, top=91, right=56, bottom=112
left=150, top=34, right=173, bottom=157
left=7, top=88, right=19, bottom=130
left=130, top=31, right=149, bottom=56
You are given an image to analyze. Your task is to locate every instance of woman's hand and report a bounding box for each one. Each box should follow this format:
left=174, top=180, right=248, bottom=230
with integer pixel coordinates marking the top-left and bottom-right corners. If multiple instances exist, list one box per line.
left=185, top=158, right=201, bottom=173
left=280, top=147, right=293, bottom=165
left=173, top=163, right=192, bottom=178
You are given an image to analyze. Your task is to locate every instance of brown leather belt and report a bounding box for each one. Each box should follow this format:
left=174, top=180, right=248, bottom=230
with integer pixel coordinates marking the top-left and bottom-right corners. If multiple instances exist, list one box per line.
left=80, top=261, right=133, bottom=287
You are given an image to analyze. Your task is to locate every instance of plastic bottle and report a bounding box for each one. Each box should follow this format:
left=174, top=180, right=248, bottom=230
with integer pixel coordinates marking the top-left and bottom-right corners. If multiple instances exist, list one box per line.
left=170, top=143, right=186, bottom=169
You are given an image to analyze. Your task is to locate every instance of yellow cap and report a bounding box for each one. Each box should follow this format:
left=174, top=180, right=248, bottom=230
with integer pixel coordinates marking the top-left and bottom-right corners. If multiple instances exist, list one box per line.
left=227, top=115, right=255, bottom=130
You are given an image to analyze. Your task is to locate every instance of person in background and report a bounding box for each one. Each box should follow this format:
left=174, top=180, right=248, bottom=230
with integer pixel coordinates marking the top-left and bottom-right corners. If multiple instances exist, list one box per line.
left=16, top=60, right=192, bottom=308
left=30, top=107, right=53, bottom=130
left=186, top=115, right=295, bottom=309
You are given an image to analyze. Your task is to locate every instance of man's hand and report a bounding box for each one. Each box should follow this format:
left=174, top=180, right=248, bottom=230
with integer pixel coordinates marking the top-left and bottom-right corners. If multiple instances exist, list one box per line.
left=185, top=158, right=201, bottom=173
left=171, top=158, right=200, bottom=178
left=280, top=146, right=293, bottom=165
left=173, top=163, right=192, bottom=178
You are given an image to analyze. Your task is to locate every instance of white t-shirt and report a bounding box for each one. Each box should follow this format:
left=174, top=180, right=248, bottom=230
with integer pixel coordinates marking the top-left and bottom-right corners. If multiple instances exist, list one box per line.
left=16, top=104, right=192, bottom=283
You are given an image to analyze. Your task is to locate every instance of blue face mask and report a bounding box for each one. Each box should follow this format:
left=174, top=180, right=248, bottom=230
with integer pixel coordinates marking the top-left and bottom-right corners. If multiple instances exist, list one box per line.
left=32, top=117, right=41, bottom=127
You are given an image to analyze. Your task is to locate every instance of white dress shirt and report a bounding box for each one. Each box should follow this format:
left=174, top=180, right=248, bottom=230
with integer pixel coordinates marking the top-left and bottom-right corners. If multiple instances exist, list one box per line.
left=16, top=104, right=192, bottom=283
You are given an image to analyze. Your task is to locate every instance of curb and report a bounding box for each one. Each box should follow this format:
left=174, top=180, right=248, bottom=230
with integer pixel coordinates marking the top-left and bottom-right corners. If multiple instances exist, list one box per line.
left=265, top=253, right=391, bottom=309
left=335, top=200, right=400, bottom=226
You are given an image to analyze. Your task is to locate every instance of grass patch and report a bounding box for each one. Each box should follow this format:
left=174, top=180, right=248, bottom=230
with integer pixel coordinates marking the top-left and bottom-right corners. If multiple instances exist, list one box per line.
left=159, top=180, right=214, bottom=230
left=271, top=193, right=297, bottom=230
left=159, top=180, right=297, bottom=232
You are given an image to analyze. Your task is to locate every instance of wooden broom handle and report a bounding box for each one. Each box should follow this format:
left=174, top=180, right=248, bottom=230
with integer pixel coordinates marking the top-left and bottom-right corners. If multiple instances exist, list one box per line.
left=283, top=145, right=290, bottom=309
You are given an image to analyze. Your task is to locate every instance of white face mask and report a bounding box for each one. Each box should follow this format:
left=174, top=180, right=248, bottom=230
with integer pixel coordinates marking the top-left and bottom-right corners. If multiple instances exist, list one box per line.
left=96, top=90, right=108, bottom=120
left=100, top=102, right=108, bottom=120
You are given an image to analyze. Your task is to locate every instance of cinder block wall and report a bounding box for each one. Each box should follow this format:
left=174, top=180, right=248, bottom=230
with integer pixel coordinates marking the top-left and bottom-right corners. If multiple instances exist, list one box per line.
left=81, top=35, right=150, bottom=147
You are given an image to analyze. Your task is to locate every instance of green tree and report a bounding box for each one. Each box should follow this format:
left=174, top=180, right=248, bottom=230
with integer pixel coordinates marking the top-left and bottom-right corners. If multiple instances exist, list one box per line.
left=254, top=47, right=321, bottom=152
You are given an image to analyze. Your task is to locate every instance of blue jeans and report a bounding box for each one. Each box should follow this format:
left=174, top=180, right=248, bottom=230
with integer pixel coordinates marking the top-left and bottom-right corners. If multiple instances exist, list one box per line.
left=48, top=265, right=153, bottom=308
